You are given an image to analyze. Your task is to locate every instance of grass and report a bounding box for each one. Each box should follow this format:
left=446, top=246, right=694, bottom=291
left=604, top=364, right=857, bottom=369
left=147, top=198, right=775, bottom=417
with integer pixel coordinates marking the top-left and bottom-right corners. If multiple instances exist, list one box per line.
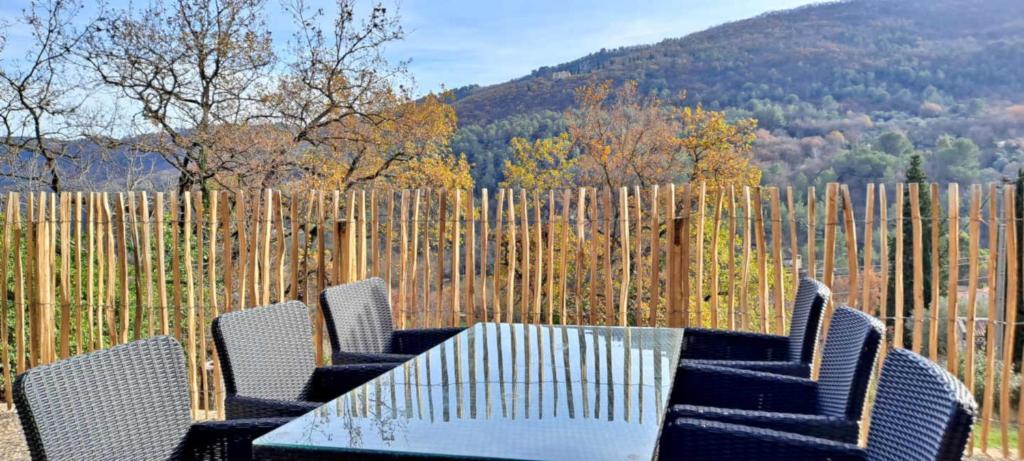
left=973, top=423, right=1019, bottom=456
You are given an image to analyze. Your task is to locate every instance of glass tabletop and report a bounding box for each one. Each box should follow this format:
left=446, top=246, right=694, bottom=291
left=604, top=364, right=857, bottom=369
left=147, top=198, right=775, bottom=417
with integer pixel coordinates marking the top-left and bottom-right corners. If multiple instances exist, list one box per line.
left=254, top=323, right=683, bottom=460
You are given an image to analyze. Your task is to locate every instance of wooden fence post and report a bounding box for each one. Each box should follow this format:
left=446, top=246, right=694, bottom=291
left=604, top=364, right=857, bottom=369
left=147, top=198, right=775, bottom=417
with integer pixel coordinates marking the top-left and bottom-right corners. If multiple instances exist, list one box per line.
left=893, top=184, right=905, bottom=349
left=964, top=185, right=980, bottom=447
left=667, top=185, right=679, bottom=327
left=861, top=184, right=875, bottom=313
left=1000, top=185, right=1018, bottom=457
left=878, top=185, right=889, bottom=320
left=770, top=187, right=785, bottom=335
left=710, top=189, right=723, bottom=329
left=753, top=187, right=768, bottom=333
left=740, top=187, right=752, bottom=331
left=910, top=183, right=924, bottom=353
left=946, top=184, right=959, bottom=374
left=840, top=185, right=858, bottom=309
left=981, top=183, right=998, bottom=451
left=806, top=187, right=816, bottom=280
left=786, top=187, right=798, bottom=301
left=618, top=187, right=631, bottom=326
left=929, top=184, right=941, bottom=362
left=694, top=183, right=706, bottom=327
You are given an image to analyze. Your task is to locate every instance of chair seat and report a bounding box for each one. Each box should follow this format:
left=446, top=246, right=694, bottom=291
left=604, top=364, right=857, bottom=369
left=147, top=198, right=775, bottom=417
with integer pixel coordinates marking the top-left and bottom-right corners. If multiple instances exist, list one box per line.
left=670, top=405, right=860, bottom=443
left=680, top=358, right=810, bottom=377
left=185, top=418, right=294, bottom=459
left=671, top=362, right=818, bottom=413
left=333, top=351, right=414, bottom=365
left=659, top=417, right=866, bottom=461
left=226, top=395, right=321, bottom=419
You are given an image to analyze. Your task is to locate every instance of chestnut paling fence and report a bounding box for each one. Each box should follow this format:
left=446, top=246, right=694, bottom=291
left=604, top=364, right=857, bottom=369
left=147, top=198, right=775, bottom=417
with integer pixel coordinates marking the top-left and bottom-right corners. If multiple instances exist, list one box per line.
left=0, top=183, right=1020, bottom=456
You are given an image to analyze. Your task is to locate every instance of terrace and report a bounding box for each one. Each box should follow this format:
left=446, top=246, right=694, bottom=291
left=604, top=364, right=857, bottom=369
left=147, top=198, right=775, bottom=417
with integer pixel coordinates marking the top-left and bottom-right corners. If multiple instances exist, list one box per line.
left=0, top=183, right=1007, bottom=459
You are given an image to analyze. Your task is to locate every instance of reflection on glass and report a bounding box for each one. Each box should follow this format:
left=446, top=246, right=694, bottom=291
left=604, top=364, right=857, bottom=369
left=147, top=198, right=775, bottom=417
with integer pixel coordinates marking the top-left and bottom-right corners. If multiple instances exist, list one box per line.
left=255, top=323, right=683, bottom=461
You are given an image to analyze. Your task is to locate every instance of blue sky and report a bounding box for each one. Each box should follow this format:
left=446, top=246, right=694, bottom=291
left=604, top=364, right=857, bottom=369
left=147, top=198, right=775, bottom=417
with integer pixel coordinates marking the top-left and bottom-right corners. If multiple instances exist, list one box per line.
left=384, top=0, right=819, bottom=93
left=1, top=0, right=818, bottom=94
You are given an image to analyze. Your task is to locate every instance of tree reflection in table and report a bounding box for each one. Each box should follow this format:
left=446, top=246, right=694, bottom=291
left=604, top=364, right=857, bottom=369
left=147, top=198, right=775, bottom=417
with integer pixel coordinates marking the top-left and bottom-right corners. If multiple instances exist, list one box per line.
left=287, top=323, right=679, bottom=450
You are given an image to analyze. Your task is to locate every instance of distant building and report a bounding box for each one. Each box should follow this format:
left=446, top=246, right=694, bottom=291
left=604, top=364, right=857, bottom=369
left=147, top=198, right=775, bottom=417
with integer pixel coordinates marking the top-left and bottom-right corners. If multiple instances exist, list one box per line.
left=552, top=71, right=572, bottom=80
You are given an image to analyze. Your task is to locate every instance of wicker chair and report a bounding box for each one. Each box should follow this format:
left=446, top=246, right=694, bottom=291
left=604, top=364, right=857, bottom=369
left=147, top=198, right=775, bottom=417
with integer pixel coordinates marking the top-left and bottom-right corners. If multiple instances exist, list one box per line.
left=680, top=276, right=830, bottom=377
left=319, top=277, right=464, bottom=364
left=669, top=306, right=883, bottom=443
left=659, top=347, right=976, bottom=461
left=213, top=300, right=396, bottom=419
left=13, top=336, right=290, bottom=461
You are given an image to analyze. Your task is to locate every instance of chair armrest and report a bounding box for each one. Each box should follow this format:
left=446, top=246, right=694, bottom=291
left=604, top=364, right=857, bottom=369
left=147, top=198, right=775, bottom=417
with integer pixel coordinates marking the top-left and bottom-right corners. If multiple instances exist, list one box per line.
left=391, top=327, right=465, bottom=355
left=309, top=363, right=398, bottom=401
left=659, top=418, right=866, bottom=461
left=186, top=417, right=292, bottom=460
left=671, top=363, right=818, bottom=413
left=681, top=328, right=789, bottom=361
left=332, top=350, right=415, bottom=365
left=684, top=359, right=811, bottom=378
left=670, top=405, right=860, bottom=443
left=224, top=395, right=320, bottom=419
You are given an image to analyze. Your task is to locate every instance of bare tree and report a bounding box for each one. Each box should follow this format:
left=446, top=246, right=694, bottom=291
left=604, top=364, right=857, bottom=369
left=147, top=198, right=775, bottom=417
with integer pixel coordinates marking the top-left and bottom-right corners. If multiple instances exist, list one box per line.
left=84, top=0, right=276, bottom=193
left=0, top=0, right=99, bottom=192
left=79, top=0, right=460, bottom=194
left=271, top=0, right=430, bottom=191
left=275, top=0, right=406, bottom=140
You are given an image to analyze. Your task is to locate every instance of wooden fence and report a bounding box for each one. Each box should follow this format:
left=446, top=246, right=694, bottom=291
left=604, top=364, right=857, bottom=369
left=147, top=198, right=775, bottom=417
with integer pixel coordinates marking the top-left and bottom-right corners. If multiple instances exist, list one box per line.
left=0, top=183, right=1019, bottom=457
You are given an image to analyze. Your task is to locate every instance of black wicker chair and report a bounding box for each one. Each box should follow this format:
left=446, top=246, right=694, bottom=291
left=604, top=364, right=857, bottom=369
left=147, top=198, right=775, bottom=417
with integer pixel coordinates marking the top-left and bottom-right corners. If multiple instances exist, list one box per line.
left=680, top=276, right=830, bottom=377
left=213, top=300, right=396, bottom=419
left=659, top=347, right=976, bottom=461
left=319, top=277, right=464, bottom=364
left=669, top=306, right=883, bottom=443
left=13, top=336, right=290, bottom=461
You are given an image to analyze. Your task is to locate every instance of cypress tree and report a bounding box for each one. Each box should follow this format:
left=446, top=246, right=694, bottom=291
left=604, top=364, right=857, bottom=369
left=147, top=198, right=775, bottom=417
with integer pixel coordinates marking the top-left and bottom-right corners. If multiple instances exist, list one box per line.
left=886, top=154, right=934, bottom=337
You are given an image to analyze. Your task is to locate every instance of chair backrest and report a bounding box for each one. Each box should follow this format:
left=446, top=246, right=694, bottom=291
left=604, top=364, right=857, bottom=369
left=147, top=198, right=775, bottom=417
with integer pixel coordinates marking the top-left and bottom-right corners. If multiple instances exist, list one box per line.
left=787, top=277, right=830, bottom=363
left=815, top=306, right=884, bottom=419
left=319, top=277, right=395, bottom=356
left=213, top=300, right=317, bottom=401
left=14, top=336, right=193, bottom=461
left=866, top=348, right=976, bottom=461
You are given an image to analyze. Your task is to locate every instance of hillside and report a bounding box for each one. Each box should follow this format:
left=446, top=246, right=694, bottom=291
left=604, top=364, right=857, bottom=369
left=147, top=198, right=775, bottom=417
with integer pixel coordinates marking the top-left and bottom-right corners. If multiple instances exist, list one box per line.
left=451, top=0, right=1024, bottom=191
left=453, top=0, right=1024, bottom=124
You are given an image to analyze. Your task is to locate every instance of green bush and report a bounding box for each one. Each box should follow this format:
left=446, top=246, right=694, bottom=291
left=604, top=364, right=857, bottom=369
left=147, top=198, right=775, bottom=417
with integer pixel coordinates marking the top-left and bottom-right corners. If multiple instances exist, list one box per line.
left=957, top=353, right=1021, bottom=412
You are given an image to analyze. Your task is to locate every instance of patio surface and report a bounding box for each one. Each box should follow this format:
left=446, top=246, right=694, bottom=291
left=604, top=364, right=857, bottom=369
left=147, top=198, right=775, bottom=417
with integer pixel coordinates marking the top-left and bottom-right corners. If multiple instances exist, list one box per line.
left=0, top=410, right=27, bottom=460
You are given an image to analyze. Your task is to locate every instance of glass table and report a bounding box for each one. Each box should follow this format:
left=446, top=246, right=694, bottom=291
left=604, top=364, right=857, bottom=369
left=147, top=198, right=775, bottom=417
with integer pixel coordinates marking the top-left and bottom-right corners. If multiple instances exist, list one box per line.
left=254, top=323, right=683, bottom=460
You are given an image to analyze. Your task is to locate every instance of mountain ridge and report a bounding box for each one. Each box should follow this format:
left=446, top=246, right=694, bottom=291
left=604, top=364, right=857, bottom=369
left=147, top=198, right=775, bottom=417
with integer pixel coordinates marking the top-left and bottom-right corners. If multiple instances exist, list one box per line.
left=450, top=0, right=1024, bottom=126
left=449, top=0, right=1024, bottom=192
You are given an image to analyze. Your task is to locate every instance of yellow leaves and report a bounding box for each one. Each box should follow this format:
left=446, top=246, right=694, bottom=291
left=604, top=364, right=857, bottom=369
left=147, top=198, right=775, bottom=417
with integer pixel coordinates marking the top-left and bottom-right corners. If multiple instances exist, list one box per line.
left=677, top=103, right=760, bottom=190
left=559, top=79, right=761, bottom=191
left=566, top=80, right=681, bottom=188
left=501, top=133, right=576, bottom=190
left=299, top=91, right=468, bottom=192
left=395, top=154, right=474, bottom=191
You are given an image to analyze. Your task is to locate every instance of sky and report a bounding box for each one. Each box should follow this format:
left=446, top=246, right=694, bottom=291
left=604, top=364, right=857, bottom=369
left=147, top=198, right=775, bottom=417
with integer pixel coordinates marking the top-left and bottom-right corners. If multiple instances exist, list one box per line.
left=1, top=0, right=820, bottom=94
left=382, top=0, right=820, bottom=93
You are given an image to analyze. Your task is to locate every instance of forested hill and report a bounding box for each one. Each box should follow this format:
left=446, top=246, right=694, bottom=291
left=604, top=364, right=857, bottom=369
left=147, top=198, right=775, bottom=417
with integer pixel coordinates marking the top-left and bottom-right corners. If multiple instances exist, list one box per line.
left=452, top=0, right=1024, bottom=125
left=452, top=0, right=1024, bottom=193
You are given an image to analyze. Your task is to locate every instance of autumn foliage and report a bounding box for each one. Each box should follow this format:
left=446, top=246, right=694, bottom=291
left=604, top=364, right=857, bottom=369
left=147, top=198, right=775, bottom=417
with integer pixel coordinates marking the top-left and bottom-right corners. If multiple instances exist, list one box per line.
left=503, top=80, right=761, bottom=190
left=299, top=93, right=472, bottom=193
